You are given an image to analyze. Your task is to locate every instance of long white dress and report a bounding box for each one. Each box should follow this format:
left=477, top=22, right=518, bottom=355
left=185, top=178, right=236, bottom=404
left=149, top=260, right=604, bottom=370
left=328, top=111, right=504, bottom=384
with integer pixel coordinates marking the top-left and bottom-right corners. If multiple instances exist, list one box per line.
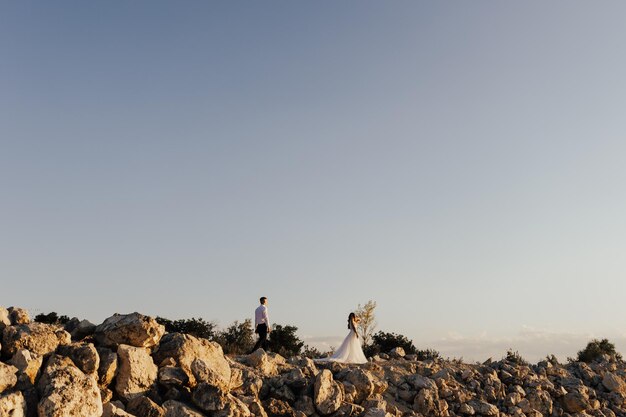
left=316, top=321, right=368, bottom=364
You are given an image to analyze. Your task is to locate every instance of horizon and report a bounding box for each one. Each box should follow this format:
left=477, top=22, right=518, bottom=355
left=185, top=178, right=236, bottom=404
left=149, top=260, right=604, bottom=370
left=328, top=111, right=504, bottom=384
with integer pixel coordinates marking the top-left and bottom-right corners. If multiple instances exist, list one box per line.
left=3, top=2, right=626, bottom=365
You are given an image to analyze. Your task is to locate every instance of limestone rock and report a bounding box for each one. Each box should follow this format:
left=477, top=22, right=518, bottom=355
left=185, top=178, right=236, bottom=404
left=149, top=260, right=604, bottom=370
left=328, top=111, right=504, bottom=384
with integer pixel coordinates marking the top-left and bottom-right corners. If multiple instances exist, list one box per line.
left=2, top=323, right=68, bottom=356
left=37, top=355, right=102, bottom=417
left=8, top=307, right=30, bottom=325
left=127, top=395, right=166, bottom=417
left=342, top=368, right=374, bottom=404
left=9, top=349, right=43, bottom=385
left=191, top=383, right=229, bottom=412
left=102, top=402, right=135, bottom=417
left=603, top=372, right=626, bottom=394
left=159, top=366, right=190, bottom=387
left=363, top=407, right=391, bottom=417
left=191, top=357, right=231, bottom=391
left=527, top=389, right=553, bottom=415
left=0, top=391, right=26, bottom=417
left=467, top=400, right=498, bottom=416
left=97, top=347, right=118, bottom=387
left=247, top=349, right=279, bottom=376
left=562, top=391, right=590, bottom=413
left=115, top=344, right=158, bottom=400
left=65, top=318, right=97, bottom=341
left=263, top=398, right=298, bottom=417
left=153, top=332, right=231, bottom=388
left=0, top=308, right=10, bottom=332
left=313, top=369, right=343, bottom=415
left=0, top=362, right=18, bottom=394
left=57, top=342, right=100, bottom=375
left=163, top=400, right=205, bottom=417
left=95, top=312, right=165, bottom=348
left=389, top=347, right=406, bottom=359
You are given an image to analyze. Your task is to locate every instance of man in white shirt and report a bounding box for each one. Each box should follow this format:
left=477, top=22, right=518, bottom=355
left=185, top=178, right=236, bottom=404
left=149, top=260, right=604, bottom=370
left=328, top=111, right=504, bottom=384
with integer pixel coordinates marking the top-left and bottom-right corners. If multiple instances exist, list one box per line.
left=249, top=296, right=271, bottom=353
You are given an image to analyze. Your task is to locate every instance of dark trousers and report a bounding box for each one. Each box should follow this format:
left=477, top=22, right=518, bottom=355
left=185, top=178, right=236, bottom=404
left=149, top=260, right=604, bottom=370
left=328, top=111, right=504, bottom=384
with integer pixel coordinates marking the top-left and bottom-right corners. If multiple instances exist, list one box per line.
left=250, top=323, right=268, bottom=353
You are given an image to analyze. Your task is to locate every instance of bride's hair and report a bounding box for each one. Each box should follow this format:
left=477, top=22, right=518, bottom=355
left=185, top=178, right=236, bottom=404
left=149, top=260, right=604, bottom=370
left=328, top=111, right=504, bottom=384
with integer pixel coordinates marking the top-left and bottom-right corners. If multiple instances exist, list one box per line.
left=347, top=312, right=356, bottom=329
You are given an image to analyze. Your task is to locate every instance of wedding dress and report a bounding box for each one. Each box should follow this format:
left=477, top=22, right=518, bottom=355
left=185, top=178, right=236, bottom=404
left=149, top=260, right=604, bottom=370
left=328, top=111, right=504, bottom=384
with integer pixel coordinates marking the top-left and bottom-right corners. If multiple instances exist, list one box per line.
left=316, top=321, right=368, bottom=364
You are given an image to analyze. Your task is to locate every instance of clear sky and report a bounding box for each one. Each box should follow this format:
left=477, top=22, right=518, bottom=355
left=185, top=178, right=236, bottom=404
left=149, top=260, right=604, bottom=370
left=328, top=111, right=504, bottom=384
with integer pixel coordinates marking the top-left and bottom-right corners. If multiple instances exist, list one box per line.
left=2, top=2, right=626, bottom=362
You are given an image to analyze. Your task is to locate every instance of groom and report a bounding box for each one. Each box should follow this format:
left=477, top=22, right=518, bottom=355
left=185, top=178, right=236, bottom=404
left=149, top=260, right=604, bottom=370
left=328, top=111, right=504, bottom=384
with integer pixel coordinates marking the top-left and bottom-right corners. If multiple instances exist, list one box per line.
left=250, top=296, right=271, bottom=353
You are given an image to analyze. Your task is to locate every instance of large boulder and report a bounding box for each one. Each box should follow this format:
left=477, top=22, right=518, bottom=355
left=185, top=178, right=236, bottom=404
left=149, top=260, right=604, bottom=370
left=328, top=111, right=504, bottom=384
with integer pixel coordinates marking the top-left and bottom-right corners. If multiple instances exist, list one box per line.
left=603, top=372, right=626, bottom=394
left=313, top=369, right=343, bottom=415
left=2, top=323, right=69, bottom=356
left=246, top=349, right=279, bottom=376
left=0, top=391, right=26, bottom=417
left=562, top=391, right=590, bottom=413
left=163, top=400, right=205, bottom=417
left=95, top=312, right=165, bottom=348
left=342, top=368, right=375, bottom=404
left=37, top=355, right=102, bottom=417
left=57, top=342, right=100, bottom=375
left=115, top=344, right=158, bottom=400
left=9, top=349, right=43, bottom=385
left=153, top=333, right=231, bottom=388
left=0, top=362, right=18, bottom=394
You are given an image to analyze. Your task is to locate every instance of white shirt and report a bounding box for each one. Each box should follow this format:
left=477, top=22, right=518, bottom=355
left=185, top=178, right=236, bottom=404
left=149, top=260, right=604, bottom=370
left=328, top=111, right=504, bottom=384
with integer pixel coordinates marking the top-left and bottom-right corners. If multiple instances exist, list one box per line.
left=254, top=304, right=270, bottom=329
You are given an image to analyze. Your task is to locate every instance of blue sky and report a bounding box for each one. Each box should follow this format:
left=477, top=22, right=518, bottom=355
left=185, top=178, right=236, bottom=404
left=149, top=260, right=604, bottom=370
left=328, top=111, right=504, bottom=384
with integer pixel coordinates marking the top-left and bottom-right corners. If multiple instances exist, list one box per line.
left=2, top=2, right=626, bottom=361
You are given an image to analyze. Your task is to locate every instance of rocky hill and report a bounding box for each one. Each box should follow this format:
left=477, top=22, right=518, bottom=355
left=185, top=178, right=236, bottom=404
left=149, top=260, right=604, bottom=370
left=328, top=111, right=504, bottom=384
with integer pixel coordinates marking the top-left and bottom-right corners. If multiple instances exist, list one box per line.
left=1, top=306, right=625, bottom=417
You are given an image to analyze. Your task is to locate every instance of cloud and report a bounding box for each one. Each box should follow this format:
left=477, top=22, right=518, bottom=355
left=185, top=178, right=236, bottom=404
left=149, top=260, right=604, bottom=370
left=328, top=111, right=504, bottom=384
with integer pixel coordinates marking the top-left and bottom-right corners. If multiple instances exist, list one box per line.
left=426, top=326, right=626, bottom=363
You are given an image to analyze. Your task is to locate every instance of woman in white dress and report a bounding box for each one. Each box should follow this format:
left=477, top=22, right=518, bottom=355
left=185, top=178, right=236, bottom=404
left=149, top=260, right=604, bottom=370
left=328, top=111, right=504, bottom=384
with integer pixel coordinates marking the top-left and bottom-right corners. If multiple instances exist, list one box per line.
left=316, top=313, right=368, bottom=364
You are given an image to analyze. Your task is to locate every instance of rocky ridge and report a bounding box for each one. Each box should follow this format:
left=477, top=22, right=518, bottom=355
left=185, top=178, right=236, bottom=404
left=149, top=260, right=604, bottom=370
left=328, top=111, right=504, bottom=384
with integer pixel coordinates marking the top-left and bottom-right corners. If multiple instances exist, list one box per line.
left=1, top=306, right=625, bottom=417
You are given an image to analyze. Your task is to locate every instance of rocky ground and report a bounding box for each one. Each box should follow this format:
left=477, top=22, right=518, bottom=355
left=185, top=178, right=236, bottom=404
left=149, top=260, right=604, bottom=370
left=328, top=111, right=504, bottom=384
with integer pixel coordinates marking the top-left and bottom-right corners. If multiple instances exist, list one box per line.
left=1, top=306, right=625, bottom=417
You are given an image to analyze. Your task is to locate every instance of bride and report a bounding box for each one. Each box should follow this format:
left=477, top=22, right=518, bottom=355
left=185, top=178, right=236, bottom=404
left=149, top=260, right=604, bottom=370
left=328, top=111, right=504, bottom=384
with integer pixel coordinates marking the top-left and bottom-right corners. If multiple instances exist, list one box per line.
left=316, top=313, right=368, bottom=364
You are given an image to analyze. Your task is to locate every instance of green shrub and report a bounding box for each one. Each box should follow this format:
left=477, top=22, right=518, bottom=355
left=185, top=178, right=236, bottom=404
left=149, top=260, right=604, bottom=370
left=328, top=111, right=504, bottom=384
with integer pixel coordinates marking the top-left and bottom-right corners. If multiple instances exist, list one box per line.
left=504, top=349, right=528, bottom=365
left=364, top=331, right=418, bottom=357
left=216, top=319, right=254, bottom=354
left=155, top=316, right=217, bottom=340
left=267, top=324, right=304, bottom=357
left=576, top=338, right=622, bottom=363
left=34, top=312, right=70, bottom=325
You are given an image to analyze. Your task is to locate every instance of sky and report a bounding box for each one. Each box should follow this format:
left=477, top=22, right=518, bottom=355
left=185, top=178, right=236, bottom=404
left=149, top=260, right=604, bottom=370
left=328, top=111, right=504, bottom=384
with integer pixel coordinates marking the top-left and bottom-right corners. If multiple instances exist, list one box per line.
left=2, top=1, right=626, bottom=363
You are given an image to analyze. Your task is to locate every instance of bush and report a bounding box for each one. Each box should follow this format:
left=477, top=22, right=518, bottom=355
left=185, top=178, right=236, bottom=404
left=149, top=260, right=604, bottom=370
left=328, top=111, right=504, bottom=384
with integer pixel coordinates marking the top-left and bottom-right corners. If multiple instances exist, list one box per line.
left=267, top=324, right=304, bottom=357
left=364, top=331, right=417, bottom=357
left=34, top=312, right=70, bottom=325
left=504, top=349, right=528, bottom=366
left=576, top=338, right=622, bottom=363
left=155, top=317, right=217, bottom=340
left=216, top=319, right=254, bottom=355
left=415, top=348, right=440, bottom=361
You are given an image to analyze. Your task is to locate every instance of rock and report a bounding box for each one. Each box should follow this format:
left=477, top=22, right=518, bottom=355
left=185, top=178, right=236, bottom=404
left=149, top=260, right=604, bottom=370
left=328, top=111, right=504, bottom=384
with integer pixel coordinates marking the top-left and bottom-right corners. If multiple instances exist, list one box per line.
left=414, top=388, right=443, bottom=416
left=247, top=349, right=279, bottom=376
left=363, top=408, right=390, bottom=417
left=8, top=307, right=30, bottom=325
left=0, top=391, right=26, bottom=417
left=0, top=362, right=18, bottom=394
left=127, top=396, right=166, bottom=417
left=329, top=402, right=365, bottom=417
left=341, top=368, right=374, bottom=404
left=294, top=396, right=315, bottom=416
left=95, top=312, right=165, bottom=348
left=406, top=375, right=438, bottom=391
left=159, top=366, right=190, bottom=387
left=264, top=398, right=298, bottom=417
left=214, top=395, right=251, bottom=417
left=603, top=372, right=626, bottom=394
left=9, top=349, right=43, bottom=385
left=562, top=391, right=590, bottom=413
left=191, top=357, right=231, bottom=391
left=153, top=333, right=231, bottom=388
left=97, top=347, right=118, bottom=386
left=57, top=342, right=100, bottom=375
left=68, top=319, right=97, bottom=340
left=37, top=354, right=102, bottom=417
left=467, top=400, right=498, bottom=416
left=244, top=398, right=269, bottom=417
left=115, top=344, right=158, bottom=400
left=527, top=389, right=553, bottom=415
left=389, top=347, right=406, bottom=359
left=2, top=323, right=69, bottom=356
left=191, top=383, right=229, bottom=412
left=313, top=369, right=343, bottom=415
left=102, top=402, right=135, bottom=417
left=163, top=400, right=205, bottom=417
left=0, top=308, right=10, bottom=332
left=458, top=403, right=475, bottom=415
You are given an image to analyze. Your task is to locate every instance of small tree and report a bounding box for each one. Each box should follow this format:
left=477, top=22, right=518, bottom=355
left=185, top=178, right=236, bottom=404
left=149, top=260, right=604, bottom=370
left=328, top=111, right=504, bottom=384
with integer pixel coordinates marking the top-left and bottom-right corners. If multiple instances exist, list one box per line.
left=355, top=300, right=377, bottom=348
left=155, top=317, right=217, bottom=340
left=216, top=319, right=254, bottom=355
left=576, top=338, right=622, bottom=363
left=34, top=312, right=70, bottom=325
left=267, top=324, right=304, bottom=357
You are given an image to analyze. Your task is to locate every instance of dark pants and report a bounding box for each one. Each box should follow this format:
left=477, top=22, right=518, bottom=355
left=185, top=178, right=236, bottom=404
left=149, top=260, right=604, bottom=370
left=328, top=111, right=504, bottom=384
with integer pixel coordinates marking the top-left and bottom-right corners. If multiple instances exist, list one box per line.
left=250, top=323, right=269, bottom=353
